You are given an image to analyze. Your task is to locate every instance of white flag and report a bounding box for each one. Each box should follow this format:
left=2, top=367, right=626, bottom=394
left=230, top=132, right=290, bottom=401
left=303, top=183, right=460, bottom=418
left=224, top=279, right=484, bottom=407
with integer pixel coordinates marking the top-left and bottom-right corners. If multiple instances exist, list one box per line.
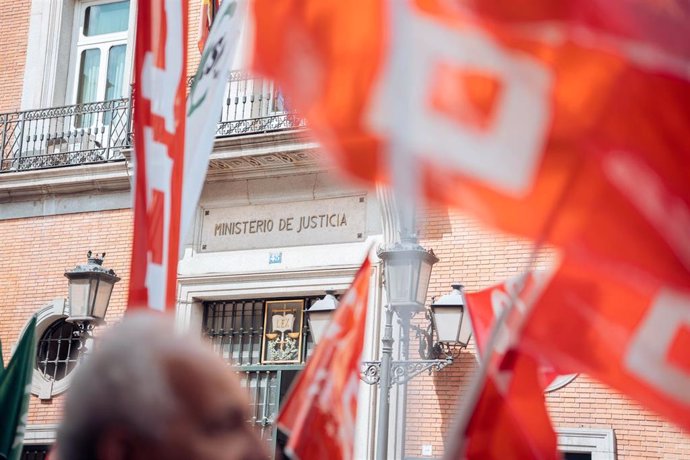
left=181, top=0, right=246, bottom=247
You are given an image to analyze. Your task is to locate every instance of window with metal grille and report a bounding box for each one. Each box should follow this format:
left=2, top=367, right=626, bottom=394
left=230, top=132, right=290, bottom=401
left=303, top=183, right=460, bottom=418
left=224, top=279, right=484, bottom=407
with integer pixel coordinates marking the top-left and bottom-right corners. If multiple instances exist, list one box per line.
left=202, top=297, right=324, bottom=458
left=203, top=297, right=323, bottom=367
left=21, top=444, right=51, bottom=460
left=36, top=319, right=81, bottom=382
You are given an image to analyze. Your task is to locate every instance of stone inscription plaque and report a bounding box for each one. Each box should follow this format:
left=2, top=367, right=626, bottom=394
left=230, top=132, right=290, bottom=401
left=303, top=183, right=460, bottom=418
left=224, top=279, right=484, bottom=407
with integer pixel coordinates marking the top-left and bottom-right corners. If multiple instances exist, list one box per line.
left=200, top=195, right=367, bottom=252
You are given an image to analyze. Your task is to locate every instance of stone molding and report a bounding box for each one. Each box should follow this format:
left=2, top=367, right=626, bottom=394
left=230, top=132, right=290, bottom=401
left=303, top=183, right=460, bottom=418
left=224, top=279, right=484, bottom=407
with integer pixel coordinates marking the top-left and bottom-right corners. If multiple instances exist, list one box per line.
left=18, top=299, right=76, bottom=400
left=207, top=130, right=323, bottom=179
left=0, top=131, right=323, bottom=206
left=557, top=427, right=616, bottom=460
left=23, top=424, right=59, bottom=445
left=0, top=161, right=132, bottom=203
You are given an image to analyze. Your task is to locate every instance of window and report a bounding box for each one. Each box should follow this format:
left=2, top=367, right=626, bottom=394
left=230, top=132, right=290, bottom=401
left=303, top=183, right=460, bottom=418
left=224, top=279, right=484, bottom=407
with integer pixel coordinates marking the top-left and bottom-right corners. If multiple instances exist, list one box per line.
left=558, top=428, right=616, bottom=460
left=71, top=1, right=131, bottom=127
left=564, top=453, right=592, bottom=460
left=27, top=300, right=84, bottom=400
left=21, top=445, right=51, bottom=460
left=36, top=319, right=81, bottom=382
left=203, top=297, right=325, bottom=457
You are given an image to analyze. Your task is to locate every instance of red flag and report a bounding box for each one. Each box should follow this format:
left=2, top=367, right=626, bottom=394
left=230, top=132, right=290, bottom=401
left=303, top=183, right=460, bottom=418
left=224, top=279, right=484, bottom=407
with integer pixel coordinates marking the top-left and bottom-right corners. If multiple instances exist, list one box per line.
left=197, top=0, right=219, bottom=53
left=253, top=1, right=690, bottom=455
left=448, top=274, right=559, bottom=460
left=253, top=0, right=690, bottom=438
left=253, top=0, right=690, bottom=246
left=466, top=271, right=567, bottom=389
left=129, top=0, right=188, bottom=311
left=277, top=257, right=371, bottom=460
left=521, top=257, right=690, bottom=433
left=456, top=349, right=559, bottom=460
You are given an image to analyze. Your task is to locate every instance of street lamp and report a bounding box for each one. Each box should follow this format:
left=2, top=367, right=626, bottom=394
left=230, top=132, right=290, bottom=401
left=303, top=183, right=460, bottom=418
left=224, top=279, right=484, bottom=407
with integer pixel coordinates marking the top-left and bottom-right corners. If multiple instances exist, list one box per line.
left=304, top=245, right=471, bottom=460
left=377, top=237, right=438, bottom=312
left=65, top=251, right=120, bottom=336
left=370, top=238, right=450, bottom=460
left=430, top=284, right=472, bottom=348
left=305, top=291, right=338, bottom=344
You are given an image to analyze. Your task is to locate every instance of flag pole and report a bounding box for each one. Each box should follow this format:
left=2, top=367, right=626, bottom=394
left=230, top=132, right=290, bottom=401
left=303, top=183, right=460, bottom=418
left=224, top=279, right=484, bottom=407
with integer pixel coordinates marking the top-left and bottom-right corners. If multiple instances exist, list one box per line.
left=375, top=307, right=395, bottom=460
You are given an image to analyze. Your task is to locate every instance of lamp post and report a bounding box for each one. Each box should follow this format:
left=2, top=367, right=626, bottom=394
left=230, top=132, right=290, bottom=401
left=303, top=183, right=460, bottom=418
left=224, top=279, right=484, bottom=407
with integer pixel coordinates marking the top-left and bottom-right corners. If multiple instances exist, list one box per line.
left=305, top=290, right=338, bottom=345
left=305, top=242, right=471, bottom=460
left=431, top=283, right=472, bottom=348
left=374, top=236, right=437, bottom=460
left=64, top=251, right=120, bottom=339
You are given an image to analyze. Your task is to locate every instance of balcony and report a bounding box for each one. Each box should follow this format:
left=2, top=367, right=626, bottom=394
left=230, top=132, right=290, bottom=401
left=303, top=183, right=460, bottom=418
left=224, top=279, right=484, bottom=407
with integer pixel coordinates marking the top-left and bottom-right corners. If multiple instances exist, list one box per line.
left=0, top=72, right=306, bottom=173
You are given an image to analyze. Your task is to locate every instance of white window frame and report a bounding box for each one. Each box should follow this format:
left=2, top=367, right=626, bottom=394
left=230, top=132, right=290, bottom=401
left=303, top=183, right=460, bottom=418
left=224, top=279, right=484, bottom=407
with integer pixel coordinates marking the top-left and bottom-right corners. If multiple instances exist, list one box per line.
left=557, top=428, right=616, bottom=460
left=66, top=0, right=136, bottom=105
left=23, top=424, right=59, bottom=446
left=17, top=299, right=80, bottom=400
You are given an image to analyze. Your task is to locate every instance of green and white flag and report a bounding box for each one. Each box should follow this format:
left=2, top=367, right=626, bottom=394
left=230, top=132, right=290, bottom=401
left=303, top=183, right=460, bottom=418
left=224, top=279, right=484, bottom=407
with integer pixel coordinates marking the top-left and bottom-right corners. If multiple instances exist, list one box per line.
left=0, top=317, right=36, bottom=460
left=181, top=0, right=246, bottom=248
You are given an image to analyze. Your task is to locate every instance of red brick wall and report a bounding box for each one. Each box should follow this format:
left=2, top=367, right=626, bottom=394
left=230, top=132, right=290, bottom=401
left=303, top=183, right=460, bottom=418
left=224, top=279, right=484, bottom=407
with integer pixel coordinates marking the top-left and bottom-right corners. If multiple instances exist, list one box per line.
left=187, top=0, right=203, bottom=77
left=548, top=376, right=690, bottom=460
left=0, top=209, right=132, bottom=424
left=405, top=206, right=690, bottom=459
left=0, top=0, right=31, bottom=112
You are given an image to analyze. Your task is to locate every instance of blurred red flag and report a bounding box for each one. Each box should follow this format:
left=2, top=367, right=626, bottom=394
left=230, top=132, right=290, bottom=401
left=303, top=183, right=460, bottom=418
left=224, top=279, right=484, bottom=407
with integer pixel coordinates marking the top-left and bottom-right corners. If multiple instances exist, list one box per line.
left=449, top=274, right=559, bottom=460
left=254, top=0, right=690, bottom=440
left=197, top=0, right=219, bottom=53
left=254, top=1, right=690, bottom=456
left=456, top=349, right=559, bottom=460
left=465, top=271, right=562, bottom=388
left=252, top=0, right=690, bottom=246
left=277, top=257, right=371, bottom=460
left=129, top=0, right=188, bottom=311
left=521, top=257, right=690, bottom=433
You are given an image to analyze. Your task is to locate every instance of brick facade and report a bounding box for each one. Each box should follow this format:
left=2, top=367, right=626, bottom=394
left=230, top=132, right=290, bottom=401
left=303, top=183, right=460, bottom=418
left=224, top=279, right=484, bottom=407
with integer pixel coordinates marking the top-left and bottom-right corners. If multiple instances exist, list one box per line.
left=0, top=0, right=31, bottom=112
left=1, top=1, right=688, bottom=458
left=547, top=377, right=690, bottom=459
left=404, top=205, right=690, bottom=459
left=0, top=209, right=133, bottom=424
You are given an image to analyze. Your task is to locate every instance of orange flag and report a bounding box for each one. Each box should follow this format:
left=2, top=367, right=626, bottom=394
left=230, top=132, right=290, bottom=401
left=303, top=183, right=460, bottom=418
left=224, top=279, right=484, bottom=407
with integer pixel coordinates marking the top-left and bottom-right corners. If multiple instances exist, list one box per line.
left=521, top=257, right=690, bottom=433
left=197, top=0, right=219, bottom=53
left=254, top=0, right=690, bottom=439
left=449, top=273, right=559, bottom=460
left=465, top=271, right=569, bottom=389
left=277, top=257, right=371, bottom=460
left=454, top=349, right=559, bottom=460
left=252, top=0, right=690, bottom=247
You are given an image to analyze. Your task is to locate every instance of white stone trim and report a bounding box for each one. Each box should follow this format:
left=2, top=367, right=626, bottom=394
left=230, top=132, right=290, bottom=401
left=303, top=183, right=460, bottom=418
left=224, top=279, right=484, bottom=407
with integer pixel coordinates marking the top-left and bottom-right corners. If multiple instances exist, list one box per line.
left=19, top=299, right=92, bottom=401
left=545, top=373, right=578, bottom=393
left=21, top=0, right=74, bottom=110
left=23, top=424, right=59, bottom=445
left=17, top=299, right=79, bottom=400
left=0, top=161, right=132, bottom=203
left=557, top=427, right=616, bottom=460
left=175, top=239, right=383, bottom=459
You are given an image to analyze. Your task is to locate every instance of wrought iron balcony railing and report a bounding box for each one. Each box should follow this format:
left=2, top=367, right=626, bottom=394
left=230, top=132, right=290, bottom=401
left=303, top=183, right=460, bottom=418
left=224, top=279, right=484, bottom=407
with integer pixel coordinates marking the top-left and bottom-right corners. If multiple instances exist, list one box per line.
left=0, top=72, right=306, bottom=173
left=0, top=99, right=131, bottom=173
left=216, top=70, right=306, bottom=137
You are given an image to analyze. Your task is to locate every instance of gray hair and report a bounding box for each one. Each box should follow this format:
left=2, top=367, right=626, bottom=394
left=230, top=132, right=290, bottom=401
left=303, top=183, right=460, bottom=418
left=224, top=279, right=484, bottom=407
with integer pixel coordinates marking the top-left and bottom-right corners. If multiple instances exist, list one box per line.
left=57, top=312, right=208, bottom=460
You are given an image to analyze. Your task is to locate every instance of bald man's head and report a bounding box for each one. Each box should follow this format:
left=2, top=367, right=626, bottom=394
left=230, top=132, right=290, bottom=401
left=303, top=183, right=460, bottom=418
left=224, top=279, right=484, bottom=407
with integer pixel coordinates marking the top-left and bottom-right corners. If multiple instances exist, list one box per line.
left=57, top=312, right=267, bottom=460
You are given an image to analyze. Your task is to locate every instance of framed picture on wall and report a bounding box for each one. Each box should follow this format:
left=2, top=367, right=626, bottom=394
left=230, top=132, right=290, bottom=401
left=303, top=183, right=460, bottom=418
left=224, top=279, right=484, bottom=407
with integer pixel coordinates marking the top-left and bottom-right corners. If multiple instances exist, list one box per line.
left=261, top=299, right=304, bottom=364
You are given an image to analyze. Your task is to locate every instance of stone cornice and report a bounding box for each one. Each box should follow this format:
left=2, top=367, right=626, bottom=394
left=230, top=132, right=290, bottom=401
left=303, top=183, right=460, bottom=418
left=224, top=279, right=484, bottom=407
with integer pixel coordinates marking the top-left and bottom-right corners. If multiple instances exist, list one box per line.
left=207, top=129, right=325, bottom=180
left=0, top=160, right=132, bottom=203
left=0, top=130, right=327, bottom=203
